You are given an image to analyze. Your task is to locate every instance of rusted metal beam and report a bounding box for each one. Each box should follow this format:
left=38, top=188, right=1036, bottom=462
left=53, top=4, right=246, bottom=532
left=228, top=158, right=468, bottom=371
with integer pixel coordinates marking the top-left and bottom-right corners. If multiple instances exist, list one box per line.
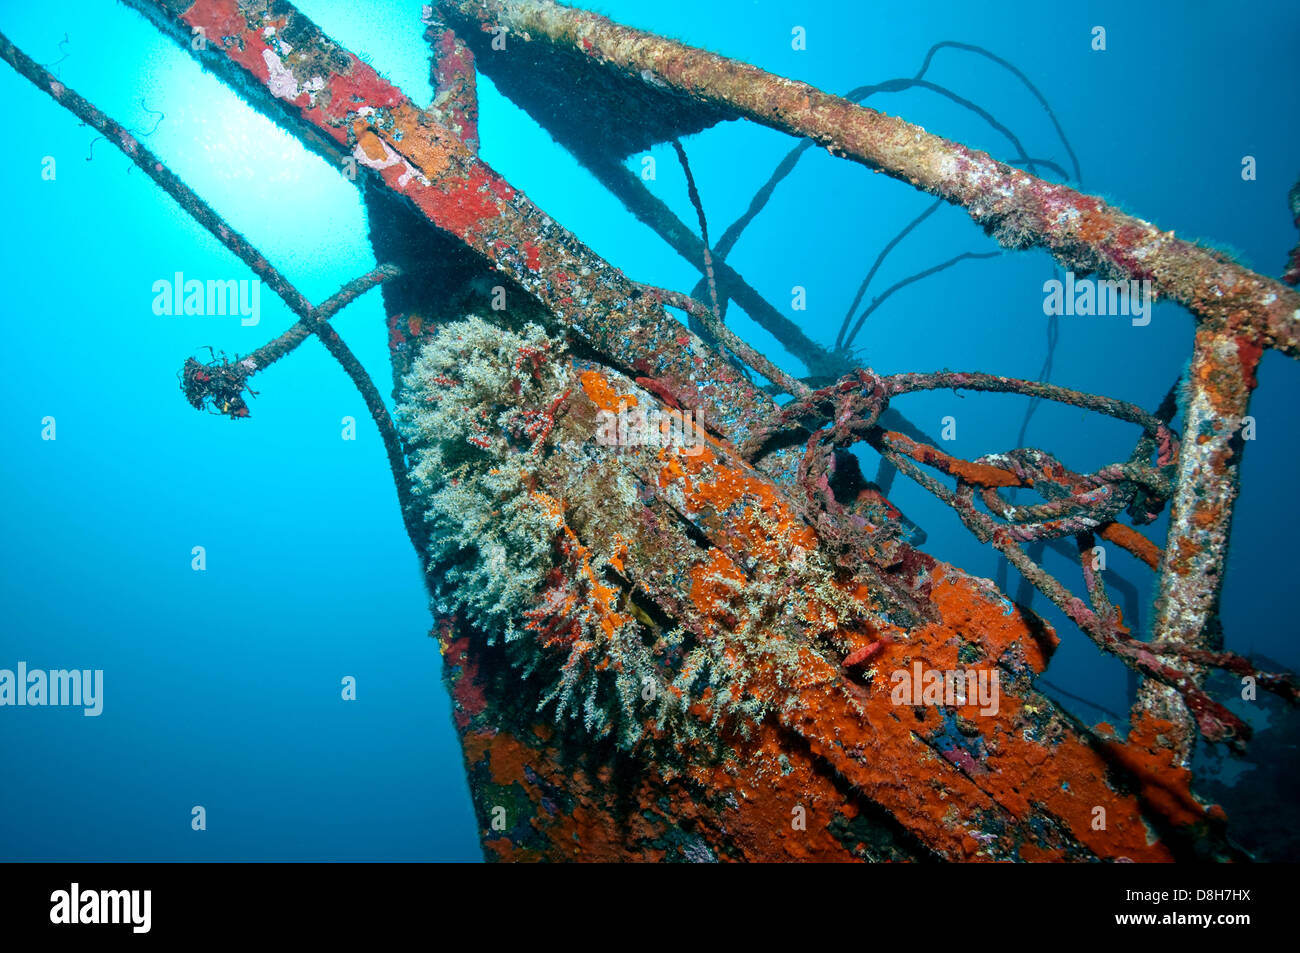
left=1142, top=329, right=1259, bottom=760
left=120, top=0, right=775, bottom=445
left=424, top=11, right=479, bottom=151
left=441, top=0, right=1300, bottom=357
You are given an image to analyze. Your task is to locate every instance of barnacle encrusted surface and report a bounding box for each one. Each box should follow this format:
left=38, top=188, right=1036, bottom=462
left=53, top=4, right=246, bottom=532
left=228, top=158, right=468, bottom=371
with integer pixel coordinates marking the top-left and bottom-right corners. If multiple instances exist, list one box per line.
left=397, top=317, right=671, bottom=748
left=398, top=318, right=569, bottom=635
left=397, top=317, right=876, bottom=754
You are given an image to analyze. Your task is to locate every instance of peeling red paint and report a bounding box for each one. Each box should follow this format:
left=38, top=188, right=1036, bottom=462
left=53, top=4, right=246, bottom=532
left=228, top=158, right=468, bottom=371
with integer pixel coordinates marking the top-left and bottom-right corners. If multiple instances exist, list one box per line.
left=183, top=0, right=272, bottom=79
left=428, top=25, right=479, bottom=150
left=322, top=54, right=405, bottom=122
left=1235, top=335, right=1264, bottom=389
left=523, top=241, right=541, bottom=271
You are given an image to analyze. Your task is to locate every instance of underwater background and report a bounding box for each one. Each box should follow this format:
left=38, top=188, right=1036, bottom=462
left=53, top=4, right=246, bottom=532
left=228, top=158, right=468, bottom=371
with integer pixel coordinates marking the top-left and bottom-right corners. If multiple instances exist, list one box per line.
left=0, top=0, right=1296, bottom=861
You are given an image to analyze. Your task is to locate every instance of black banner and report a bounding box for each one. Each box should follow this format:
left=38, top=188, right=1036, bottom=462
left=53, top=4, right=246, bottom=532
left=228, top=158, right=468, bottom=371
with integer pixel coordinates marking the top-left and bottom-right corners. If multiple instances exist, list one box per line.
left=1, top=862, right=1276, bottom=940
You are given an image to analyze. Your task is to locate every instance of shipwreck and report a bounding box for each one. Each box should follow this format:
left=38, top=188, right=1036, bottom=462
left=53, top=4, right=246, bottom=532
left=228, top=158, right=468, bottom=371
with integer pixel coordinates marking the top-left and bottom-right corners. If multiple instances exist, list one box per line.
left=5, top=0, right=1299, bottom=862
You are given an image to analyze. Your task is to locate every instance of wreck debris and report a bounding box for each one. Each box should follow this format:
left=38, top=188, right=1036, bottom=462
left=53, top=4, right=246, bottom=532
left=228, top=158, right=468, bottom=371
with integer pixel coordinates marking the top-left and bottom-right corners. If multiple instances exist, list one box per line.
left=434, top=3, right=1294, bottom=763
left=1143, top=330, right=1258, bottom=760
left=7, top=0, right=1296, bottom=861
left=120, top=0, right=776, bottom=448
left=181, top=348, right=256, bottom=419
left=739, top=365, right=1296, bottom=748
left=442, top=0, right=1300, bottom=352
left=568, top=151, right=849, bottom=381
left=432, top=0, right=1298, bottom=834
left=424, top=9, right=479, bottom=152
left=404, top=318, right=1236, bottom=859
left=182, top=264, right=408, bottom=421
left=637, top=284, right=810, bottom=401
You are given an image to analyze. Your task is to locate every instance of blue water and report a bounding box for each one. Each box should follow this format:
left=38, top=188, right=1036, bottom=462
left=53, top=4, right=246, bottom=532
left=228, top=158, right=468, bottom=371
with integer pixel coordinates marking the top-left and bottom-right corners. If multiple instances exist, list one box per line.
left=0, top=0, right=1296, bottom=860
